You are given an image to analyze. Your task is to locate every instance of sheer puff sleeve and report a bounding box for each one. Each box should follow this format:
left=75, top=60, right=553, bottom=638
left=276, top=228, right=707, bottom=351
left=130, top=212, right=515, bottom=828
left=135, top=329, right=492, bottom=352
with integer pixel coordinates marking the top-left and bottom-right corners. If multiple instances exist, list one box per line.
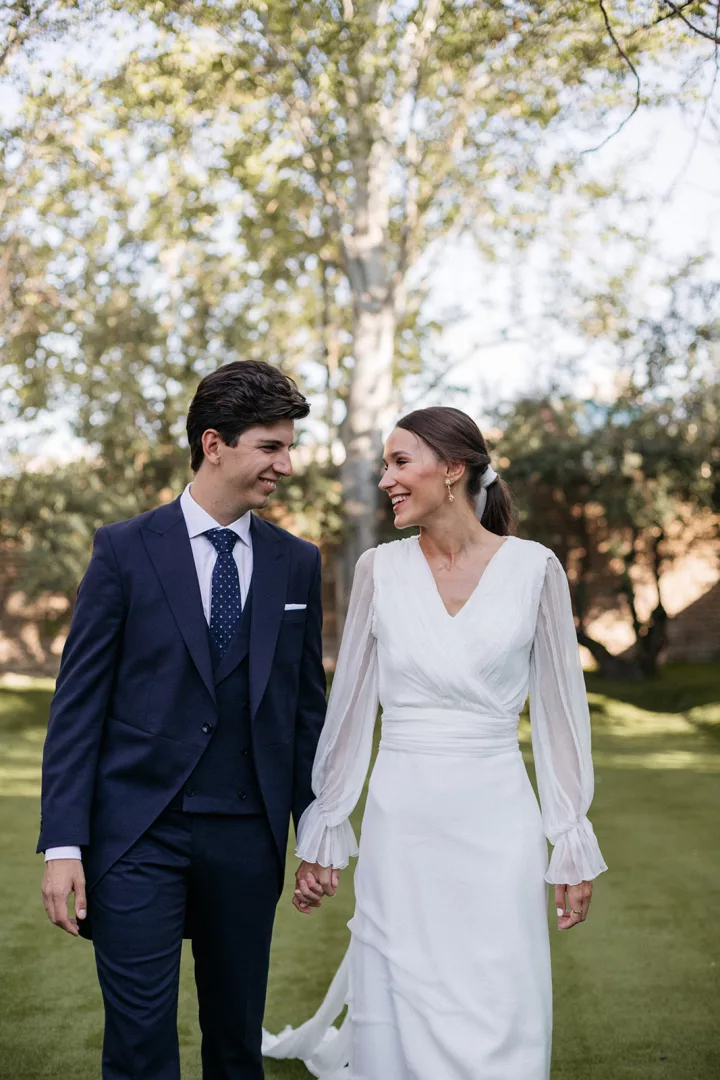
left=295, top=547, right=379, bottom=869
left=529, top=552, right=608, bottom=886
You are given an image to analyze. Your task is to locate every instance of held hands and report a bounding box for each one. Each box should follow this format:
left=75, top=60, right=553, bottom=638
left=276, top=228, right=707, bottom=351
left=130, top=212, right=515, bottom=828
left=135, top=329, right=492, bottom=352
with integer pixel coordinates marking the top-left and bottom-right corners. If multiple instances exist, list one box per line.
left=555, top=880, right=593, bottom=931
left=42, top=859, right=87, bottom=936
left=293, top=861, right=340, bottom=915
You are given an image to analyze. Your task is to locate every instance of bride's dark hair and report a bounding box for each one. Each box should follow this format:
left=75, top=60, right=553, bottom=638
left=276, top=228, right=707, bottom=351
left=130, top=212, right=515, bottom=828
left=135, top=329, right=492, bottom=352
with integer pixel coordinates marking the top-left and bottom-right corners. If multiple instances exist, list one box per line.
left=396, top=406, right=517, bottom=537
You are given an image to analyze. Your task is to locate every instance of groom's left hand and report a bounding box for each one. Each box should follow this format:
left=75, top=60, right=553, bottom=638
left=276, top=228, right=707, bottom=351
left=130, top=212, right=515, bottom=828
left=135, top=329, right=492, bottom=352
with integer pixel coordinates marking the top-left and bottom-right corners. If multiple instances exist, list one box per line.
left=293, top=861, right=340, bottom=915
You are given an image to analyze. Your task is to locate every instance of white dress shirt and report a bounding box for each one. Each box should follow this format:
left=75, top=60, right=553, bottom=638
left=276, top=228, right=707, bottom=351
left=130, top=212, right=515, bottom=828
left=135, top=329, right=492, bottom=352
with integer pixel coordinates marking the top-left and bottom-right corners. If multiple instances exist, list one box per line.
left=179, top=483, right=254, bottom=613
left=45, top=485, right=254, bottom=862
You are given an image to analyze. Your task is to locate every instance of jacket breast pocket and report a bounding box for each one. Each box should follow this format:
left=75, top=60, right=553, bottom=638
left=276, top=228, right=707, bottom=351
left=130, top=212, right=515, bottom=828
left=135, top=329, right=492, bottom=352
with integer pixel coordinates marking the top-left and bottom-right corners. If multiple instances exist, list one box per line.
left=281, top=610, right=307, bottom=625
left=276, top=611, right=306, bottom=661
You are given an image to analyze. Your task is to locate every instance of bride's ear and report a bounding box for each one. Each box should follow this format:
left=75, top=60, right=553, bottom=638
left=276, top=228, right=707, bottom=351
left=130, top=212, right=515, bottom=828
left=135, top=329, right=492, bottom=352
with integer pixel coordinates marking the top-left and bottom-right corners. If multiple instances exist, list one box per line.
left=445, top=462, right=465, bottom=486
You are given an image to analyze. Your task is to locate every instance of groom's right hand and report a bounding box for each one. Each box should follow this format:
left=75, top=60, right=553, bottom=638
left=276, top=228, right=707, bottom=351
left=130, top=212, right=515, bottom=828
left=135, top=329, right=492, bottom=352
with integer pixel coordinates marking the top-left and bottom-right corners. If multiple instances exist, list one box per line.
left=293, top=861, right=340, bottom=915
left=42, top=859, right=87, bottom=936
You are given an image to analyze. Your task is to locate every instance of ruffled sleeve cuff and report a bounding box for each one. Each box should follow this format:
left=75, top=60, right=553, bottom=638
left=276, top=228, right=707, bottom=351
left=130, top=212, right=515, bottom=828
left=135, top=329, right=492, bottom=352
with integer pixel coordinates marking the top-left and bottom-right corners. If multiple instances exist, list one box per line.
left=545, top=816, right=608, bottom=885
left=295, top=799, right=359, bottom=869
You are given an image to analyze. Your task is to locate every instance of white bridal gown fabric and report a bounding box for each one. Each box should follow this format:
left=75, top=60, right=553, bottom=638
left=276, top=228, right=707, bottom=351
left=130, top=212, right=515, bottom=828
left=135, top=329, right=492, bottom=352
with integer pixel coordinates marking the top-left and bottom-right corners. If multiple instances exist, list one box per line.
left=263, top=535, right=607, bottom=1080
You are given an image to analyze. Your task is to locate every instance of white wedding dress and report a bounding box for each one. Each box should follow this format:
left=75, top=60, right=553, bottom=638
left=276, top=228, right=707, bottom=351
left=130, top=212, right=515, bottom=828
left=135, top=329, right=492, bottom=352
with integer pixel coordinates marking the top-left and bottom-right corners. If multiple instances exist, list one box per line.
left=263, top=535, right=607, bottom=1079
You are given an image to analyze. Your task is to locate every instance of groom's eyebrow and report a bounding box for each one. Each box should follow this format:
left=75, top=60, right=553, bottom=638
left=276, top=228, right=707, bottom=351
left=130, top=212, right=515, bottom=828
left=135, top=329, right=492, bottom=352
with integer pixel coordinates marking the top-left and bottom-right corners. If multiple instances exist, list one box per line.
left=256, top=439, right=295, bottom=449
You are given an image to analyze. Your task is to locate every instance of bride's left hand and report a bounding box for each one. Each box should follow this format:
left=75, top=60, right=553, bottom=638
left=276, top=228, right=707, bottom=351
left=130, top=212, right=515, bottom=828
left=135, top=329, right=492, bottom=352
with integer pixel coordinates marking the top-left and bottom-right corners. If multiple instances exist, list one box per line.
left=555, top=881, right=593, bottom=930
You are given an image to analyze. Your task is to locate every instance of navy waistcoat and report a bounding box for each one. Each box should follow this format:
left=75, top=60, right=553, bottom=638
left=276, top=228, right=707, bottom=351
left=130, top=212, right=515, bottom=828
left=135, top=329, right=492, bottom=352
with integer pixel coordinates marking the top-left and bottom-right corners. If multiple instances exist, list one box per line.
left=171, top=588, right=263, bottom=815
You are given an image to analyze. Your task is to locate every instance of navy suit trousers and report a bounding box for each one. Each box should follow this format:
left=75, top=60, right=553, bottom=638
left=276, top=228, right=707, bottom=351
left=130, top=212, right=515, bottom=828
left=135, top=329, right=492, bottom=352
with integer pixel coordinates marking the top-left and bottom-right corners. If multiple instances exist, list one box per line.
left=90, top=809, right=280, bottom=1080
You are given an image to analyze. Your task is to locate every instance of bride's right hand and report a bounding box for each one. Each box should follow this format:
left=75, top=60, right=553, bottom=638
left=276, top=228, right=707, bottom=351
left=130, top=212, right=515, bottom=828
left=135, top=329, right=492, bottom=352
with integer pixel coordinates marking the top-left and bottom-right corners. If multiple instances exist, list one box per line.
left=293, top=861, right=340, bottom=915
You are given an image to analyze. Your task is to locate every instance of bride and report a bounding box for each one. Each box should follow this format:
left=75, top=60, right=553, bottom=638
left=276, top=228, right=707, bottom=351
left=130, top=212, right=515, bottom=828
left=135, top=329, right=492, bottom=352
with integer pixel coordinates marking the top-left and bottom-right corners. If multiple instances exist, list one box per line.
left=264, top=406, right=607, bottom=1080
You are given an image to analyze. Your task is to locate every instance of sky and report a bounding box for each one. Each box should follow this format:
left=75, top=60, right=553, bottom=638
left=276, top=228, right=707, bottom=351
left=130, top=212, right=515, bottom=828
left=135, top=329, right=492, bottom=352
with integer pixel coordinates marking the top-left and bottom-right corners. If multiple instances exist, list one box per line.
left=412, top=96, right=720, bottom=423
left=3, top=14, right=720, bottom=465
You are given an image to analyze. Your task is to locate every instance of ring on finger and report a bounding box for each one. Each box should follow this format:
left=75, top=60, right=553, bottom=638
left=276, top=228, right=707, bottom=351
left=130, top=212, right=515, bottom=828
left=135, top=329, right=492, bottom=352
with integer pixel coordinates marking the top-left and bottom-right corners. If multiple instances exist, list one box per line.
left=570, top=908, right=583, bottom=916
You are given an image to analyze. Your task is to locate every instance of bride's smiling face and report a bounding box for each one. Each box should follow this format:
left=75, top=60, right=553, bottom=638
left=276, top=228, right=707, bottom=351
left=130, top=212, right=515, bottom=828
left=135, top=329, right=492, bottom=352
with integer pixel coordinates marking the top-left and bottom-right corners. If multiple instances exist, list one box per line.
left=380, top=428, right=458, bottom=528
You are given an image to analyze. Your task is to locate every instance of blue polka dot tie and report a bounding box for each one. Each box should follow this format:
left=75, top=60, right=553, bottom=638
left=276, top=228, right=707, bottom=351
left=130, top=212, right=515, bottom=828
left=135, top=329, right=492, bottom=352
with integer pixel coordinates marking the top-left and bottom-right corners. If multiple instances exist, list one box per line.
left=205, top=528, right=242, bottom=658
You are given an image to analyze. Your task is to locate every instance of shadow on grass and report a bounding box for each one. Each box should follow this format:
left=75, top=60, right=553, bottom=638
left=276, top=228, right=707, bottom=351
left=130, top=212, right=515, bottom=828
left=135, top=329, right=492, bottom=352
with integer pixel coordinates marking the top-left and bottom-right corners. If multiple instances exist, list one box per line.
left=2, top=665, right=719, bottom=1078
left=585, top=662, right=720, bottom=716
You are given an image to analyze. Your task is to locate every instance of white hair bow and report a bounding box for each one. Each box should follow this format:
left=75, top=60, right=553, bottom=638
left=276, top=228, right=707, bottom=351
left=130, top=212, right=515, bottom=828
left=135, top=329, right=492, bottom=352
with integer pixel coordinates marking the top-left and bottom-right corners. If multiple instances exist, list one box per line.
left=475, top=465, right=498, bottom=521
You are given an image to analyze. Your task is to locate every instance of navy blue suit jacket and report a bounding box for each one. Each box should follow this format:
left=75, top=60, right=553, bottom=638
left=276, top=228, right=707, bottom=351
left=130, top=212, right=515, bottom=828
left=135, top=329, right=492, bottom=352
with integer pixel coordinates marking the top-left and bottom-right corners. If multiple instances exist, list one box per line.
left=37, top=496, right=327, bottom=898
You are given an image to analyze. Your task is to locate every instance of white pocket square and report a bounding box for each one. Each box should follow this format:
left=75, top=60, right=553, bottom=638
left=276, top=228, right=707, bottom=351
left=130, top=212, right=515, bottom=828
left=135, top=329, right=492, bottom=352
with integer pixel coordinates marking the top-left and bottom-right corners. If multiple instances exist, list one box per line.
left=284, top=603, right=307, bottom=610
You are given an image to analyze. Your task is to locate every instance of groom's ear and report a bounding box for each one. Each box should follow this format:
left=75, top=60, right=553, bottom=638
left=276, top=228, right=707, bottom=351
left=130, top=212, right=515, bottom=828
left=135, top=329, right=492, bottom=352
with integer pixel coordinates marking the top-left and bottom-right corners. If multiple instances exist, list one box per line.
left=200, top=429, right=225, bottom=467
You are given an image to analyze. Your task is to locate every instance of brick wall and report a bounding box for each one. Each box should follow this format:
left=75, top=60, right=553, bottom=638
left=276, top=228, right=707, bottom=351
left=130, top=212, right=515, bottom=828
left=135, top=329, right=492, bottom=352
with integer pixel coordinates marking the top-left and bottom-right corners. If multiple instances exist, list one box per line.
left=663, top=580, right=720, bottom=663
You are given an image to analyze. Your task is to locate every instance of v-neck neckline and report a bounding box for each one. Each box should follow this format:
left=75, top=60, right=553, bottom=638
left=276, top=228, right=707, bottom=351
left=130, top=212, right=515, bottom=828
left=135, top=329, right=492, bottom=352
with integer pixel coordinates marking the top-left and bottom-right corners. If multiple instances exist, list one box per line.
left=414, top=535, right=513, bottom=620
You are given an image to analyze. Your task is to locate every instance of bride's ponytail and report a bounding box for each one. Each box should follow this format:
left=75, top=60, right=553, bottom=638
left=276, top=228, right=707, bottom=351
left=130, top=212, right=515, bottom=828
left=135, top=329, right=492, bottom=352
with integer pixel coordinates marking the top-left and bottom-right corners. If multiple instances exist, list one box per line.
left=478, top=475, right=515, bottom=537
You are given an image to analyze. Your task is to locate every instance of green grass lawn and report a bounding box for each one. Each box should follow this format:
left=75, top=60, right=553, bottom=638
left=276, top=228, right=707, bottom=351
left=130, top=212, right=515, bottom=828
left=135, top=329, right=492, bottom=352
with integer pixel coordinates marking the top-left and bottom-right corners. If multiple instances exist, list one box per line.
left=0, top=665, right=718, bottom=1079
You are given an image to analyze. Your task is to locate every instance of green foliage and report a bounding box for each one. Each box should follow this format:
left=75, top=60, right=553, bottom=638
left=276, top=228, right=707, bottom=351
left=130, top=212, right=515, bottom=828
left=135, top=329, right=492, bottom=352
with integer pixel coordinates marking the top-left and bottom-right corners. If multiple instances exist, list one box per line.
left=1, top=0, right=717, bottom=608
left=0, top=461, right=150, bottom=603
left=2, top=0, right=706, bottom=440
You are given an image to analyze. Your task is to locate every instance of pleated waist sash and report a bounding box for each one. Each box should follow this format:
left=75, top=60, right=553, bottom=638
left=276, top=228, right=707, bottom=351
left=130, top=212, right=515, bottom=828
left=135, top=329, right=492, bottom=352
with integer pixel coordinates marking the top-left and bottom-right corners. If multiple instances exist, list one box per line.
left=379, top=706, right=520, bottom=758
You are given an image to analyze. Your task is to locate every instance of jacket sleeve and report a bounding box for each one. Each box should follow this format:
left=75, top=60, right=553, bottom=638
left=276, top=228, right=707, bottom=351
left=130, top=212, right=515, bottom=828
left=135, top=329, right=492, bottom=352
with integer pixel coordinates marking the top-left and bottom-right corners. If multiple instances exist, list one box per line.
left=37, top=527, right=126, bottom=852
left=529, top=552, right=608, bottom=885
left=295, top=548, right=379, bottom=869
left=291, top=545, right=329, bottom=834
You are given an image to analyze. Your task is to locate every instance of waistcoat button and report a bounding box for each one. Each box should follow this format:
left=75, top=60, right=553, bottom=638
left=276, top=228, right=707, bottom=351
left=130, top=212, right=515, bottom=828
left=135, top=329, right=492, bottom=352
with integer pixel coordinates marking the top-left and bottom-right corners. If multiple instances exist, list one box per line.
left=202, top=722, right=213, bottom=735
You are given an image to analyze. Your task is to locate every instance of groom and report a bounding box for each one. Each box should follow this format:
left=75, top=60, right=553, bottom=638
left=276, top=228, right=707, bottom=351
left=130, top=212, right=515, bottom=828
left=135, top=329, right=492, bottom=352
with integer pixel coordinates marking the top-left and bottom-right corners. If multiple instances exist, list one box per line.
left=38, top=361, right=328, bottom=1078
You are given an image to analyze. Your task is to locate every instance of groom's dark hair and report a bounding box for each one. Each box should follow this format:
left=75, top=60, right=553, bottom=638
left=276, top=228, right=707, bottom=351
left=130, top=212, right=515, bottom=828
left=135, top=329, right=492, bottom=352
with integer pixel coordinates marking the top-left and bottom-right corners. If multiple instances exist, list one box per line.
left=187, top=361, right=310, bottom=472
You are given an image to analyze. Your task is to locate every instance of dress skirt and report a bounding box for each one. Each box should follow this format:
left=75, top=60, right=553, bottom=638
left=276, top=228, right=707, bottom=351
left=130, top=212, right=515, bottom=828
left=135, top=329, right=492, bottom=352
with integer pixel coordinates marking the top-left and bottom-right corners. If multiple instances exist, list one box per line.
left=347, top=730, right=552, bottom=1080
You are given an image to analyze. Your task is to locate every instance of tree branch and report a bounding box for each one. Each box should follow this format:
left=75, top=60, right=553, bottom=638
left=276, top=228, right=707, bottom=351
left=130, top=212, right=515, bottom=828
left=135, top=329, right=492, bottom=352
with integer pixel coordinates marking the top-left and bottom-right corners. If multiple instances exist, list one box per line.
left=582, top=1, right=642, bottom=154
left=663, top=32, right=720, bottom=200
left=662, top=1, right=720, bottom=44
left=396, top=82, right=423, bottom=280
left=246, top=23, right=351, bottom=270
left=404, top=330, right=529, bottom=406
left=403, top=74, right=489, bottom=273
left=628, top=1, right=696, bottom=36
left=384, top=0, right=442, bottom=137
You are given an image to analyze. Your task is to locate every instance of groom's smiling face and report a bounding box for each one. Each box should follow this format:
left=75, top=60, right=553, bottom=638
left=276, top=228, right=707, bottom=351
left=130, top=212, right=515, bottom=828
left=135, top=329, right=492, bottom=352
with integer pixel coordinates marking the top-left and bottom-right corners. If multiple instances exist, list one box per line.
left=205, top=419, right=296, bottom=510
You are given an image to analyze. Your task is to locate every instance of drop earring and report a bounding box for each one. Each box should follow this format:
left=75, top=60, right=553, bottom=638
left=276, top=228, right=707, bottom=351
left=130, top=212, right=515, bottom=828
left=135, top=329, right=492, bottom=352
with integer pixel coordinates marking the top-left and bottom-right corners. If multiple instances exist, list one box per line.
left=445, top=480, right=454, bottom=503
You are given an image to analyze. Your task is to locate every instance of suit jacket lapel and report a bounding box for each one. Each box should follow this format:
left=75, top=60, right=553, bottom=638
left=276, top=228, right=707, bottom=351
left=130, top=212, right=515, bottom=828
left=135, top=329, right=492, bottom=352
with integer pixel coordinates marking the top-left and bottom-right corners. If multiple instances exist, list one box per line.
left=141, top=498, right=216, bottom=704
left=249, top=516, right=288, bottom=719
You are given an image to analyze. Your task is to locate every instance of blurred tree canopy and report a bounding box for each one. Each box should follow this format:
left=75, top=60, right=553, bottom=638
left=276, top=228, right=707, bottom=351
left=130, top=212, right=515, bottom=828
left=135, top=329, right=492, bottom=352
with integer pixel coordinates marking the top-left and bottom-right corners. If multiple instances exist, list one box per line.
left=497, top=261, right=719, bottom=677
left=1, top=0, right=719, bottom=674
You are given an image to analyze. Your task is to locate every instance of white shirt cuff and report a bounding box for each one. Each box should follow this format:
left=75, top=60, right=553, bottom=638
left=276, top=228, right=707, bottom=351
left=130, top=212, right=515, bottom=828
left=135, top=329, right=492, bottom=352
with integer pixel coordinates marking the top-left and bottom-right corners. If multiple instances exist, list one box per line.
left=44, top=846, right=83, bottom=861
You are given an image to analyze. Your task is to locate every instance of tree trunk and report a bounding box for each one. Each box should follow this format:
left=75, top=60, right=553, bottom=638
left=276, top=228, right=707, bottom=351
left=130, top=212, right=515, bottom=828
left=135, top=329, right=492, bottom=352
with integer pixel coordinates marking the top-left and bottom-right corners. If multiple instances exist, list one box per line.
left=576, top=630, right=646, bottom=681
left=632, top=607, right=668, bottom=678
left=632, top=530, right=669, bottom=678
left=340, top=296, right=395, bottom=585
left=339, top=115, right=396, bottom=593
